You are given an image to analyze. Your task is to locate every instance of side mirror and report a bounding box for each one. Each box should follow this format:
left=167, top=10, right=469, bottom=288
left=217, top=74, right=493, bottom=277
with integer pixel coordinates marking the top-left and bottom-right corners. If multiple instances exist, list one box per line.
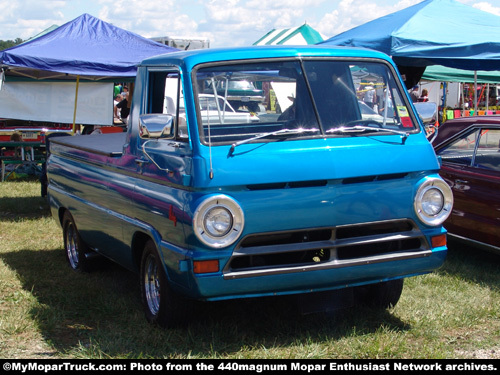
left=413, top=102, right=439, bottom=142
left=413, top=102, right=438, bottom=125
left=139, top=114, right=174, bottom=139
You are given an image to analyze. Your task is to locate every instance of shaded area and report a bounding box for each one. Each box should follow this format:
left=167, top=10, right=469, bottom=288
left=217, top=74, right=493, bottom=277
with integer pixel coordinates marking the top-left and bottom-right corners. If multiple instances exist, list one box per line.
left=0, top=186, right=50, bottom=221
left=439, top=238, right=500, bottom=292
left=0, top=246, right=411, bottom=358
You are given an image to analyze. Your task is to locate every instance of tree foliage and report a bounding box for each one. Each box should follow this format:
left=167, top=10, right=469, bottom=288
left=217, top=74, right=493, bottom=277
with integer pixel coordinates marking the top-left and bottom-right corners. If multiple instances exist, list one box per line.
left=0, top=38, right=24, bottom=51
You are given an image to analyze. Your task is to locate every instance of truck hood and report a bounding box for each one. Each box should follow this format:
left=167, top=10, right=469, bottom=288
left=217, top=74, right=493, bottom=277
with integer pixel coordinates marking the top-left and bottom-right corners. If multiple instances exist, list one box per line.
left=192, top=134, right=439, bottom=188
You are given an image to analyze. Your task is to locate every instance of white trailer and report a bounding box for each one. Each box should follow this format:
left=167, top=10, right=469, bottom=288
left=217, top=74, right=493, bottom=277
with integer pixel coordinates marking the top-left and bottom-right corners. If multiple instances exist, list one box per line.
left=151, top=36, right=210, bottom=50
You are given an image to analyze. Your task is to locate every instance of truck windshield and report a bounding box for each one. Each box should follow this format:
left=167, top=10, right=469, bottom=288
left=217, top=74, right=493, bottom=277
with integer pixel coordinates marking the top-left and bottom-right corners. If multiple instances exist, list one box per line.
left=194, top=59, right=416, bottom=145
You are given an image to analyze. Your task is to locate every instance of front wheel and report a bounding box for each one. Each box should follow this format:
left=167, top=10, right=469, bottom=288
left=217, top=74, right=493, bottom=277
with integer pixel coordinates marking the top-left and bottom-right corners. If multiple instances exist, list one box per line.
left=140, top=241, right=189, bottom=328
left=356, top=279, right=404, bottom=309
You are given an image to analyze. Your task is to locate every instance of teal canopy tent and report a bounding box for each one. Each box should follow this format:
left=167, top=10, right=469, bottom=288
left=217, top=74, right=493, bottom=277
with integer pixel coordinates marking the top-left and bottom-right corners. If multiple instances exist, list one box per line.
left=254, top=24, right=324, bottom=46
left=422, top=66, right=500, bottom=84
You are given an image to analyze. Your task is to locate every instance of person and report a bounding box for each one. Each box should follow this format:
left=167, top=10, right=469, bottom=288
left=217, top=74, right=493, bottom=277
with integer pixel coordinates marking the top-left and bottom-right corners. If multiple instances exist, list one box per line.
left=114, top=92, right=130, bottom=124
left=418, top=89, right=429, bottom=102
left=113, top=94, right=123, bottom=123
left=277, top=95, right=296, bottom=121
left=363, top=82, right=377, bottom=109
left=379, top=89, right=394, bottom=117
left=9, top=133, right=26, bottom=159
left=410, top=85, right=419, bottom=102
left=114, top=84, right=122, bottom=97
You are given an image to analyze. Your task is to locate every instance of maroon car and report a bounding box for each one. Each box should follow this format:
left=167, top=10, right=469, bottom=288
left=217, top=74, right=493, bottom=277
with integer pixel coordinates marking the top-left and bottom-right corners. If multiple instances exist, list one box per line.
left=433, top=116, right=500, bottom=253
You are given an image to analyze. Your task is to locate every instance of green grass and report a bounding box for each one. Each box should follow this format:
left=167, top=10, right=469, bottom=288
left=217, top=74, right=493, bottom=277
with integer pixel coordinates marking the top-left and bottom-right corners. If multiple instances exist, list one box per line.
left=1, top=180, right=499, bottom=359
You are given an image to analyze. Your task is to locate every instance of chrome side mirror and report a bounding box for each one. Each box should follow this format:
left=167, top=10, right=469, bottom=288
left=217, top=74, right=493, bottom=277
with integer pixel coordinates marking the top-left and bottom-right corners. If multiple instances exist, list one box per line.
left=413, top=102, right=439, bottom=141
left=139, top=114, right=174, bottom=139
left=414, top=102, right=438, bottom=125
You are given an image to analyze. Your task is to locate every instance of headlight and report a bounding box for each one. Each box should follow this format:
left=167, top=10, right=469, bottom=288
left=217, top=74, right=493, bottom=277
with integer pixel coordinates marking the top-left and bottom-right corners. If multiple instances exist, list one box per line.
left=414, top=177, right=453, bottom=226
left=193, top=195, right=244, bottom=248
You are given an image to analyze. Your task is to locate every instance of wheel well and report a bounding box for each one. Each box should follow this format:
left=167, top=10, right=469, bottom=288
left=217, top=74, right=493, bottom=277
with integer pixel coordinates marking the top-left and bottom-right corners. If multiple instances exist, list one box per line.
left=58, top=207, right=68, bottom=226
left=131, top=232, right=154, bottom=271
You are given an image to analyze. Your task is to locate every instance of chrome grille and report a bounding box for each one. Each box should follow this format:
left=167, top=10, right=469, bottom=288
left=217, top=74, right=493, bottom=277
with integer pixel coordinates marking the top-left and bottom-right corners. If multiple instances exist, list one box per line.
left=223, top=219, right=430, bottom=279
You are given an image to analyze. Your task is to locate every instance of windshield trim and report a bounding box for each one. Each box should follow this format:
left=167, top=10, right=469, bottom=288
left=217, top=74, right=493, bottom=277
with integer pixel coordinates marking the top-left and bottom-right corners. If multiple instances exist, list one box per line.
left=192, top=57, right=421, bottom=147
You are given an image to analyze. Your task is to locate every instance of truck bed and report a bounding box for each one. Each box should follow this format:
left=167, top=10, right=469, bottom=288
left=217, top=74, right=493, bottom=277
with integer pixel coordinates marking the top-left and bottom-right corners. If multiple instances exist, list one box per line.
left=50, top=132, right=126, bottom=157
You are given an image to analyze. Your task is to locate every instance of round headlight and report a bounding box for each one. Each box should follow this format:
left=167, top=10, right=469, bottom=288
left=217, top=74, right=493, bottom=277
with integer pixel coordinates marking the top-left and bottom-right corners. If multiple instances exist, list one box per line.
left=204, top=207, right=233, bottom=237
left=414, top=177, right=453, bottom=226
left=421, top=188, right=444, bottom=216
left=193, top=195, right=244, bottom=248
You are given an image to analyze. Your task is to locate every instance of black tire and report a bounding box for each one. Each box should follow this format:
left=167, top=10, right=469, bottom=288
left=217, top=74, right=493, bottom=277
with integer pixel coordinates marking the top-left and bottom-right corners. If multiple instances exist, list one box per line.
left=62, top=211, right=92, bottom=272
left=365, top=279, right=404, bottom=309
left=355, top=279, right=404, bottom=310
left=229, top=101, right=241, bottom=111
left=140, top=240, right=189, bottom=328
left=247, top=102, right=260, bottom=112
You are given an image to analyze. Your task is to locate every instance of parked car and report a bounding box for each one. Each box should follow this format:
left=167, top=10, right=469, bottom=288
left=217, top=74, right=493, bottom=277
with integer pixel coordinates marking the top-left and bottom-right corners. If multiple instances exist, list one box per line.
left=196, top=94, right=259, bottom=124
left=433, top=116, right=500, bottom=253
left=204, top=79, right=265, bottom=112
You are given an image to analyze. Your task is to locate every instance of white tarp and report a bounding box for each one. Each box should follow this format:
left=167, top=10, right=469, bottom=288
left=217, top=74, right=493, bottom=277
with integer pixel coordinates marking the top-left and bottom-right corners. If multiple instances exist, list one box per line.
left=0, top=81, right=113, bottom=125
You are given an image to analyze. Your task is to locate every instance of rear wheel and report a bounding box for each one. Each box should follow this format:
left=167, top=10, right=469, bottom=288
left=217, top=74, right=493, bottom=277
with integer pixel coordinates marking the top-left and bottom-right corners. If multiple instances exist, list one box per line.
left=140, top=240, right=189, bottom=327
left=62, top=211, right=92, bottom=272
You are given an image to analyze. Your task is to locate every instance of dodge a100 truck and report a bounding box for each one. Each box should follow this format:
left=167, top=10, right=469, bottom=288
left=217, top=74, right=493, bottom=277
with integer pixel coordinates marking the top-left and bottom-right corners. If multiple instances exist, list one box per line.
left=47, top=46, right=453, bottom=327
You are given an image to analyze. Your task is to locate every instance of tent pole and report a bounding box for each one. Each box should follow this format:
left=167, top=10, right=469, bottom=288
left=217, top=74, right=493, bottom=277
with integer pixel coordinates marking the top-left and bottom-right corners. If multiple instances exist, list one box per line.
left=486, top=83, right=490, bottom=112
left=474, top=71, right=477, bottom=116
left=72, top=75, right=80, bottom=133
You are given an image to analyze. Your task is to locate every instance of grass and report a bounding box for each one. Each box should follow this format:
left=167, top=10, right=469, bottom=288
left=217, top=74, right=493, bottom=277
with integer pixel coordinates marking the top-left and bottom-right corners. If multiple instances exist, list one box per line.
left=1, top=180, right=500, bottom=359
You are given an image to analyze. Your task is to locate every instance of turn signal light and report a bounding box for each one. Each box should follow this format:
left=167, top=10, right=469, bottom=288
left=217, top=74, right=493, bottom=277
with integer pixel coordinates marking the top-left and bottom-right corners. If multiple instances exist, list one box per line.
left=431, top=234, right=447, bottom=248
left=193, top=260, right=219, bottom=274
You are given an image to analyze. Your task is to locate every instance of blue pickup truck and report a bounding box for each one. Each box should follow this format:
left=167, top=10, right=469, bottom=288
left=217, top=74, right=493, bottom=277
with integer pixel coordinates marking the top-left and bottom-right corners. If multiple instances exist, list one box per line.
left=47, top=46, right=453, bottom=327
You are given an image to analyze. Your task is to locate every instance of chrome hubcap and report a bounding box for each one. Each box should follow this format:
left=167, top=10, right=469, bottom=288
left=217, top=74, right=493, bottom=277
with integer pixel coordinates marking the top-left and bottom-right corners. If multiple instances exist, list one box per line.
left=66, top=224, right=79, bottom=269
left=144, top=255, right=161, bottom=316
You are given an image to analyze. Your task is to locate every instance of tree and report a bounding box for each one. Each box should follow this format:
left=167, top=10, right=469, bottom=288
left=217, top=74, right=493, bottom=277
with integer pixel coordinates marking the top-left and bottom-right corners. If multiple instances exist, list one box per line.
left=0, top=38, right=24, bottom=50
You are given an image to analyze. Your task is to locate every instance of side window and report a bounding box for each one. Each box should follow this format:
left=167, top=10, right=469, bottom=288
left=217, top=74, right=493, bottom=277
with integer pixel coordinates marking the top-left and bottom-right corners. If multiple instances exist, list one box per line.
left=437, top=129, right=480, bottom=166
left=474, top=129, right=500, bottom=171
left=147, top=70, right=188, bottom=141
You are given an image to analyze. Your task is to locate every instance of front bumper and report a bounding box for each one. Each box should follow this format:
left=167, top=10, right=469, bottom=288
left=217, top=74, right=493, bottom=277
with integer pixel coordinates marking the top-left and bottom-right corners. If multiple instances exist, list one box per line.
left=180, top=219, right=447, bottom=301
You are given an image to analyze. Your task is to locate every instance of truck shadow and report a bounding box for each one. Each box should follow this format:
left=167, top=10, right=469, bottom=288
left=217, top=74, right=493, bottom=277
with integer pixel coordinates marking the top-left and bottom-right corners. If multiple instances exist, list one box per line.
left=1, top=247, right=411, bottom=358
left=438, top=238, right=500, bottom=292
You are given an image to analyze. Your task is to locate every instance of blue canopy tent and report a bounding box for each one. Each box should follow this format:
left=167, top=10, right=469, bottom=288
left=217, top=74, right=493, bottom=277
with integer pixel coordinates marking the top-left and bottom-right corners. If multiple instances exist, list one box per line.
left=0, top=14, right=178, bottom=129
left=319, top=0, right=500, bottom=89
left=0, top=13, right=178, bottom=80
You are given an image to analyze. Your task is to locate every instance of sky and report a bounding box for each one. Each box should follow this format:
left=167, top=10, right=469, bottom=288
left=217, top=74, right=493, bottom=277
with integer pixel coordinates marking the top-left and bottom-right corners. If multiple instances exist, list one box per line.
left=1, top=0, right=500, bottom=48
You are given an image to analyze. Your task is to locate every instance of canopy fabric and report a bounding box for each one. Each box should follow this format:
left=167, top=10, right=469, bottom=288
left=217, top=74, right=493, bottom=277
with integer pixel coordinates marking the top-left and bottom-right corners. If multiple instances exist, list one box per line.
left=254, top=24, right=324, bottom=45
left=422, top=66, right=500, bottom=84
left=319, top=0, right=500, bottom=71
left=0, top=13, right=178, bottom=80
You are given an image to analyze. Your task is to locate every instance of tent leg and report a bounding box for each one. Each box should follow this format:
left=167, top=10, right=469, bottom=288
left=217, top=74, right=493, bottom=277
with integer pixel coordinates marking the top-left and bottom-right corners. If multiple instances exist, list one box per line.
left=72, top=75, right=80, bottom=133
left=474, top=71, right=477, bottom=116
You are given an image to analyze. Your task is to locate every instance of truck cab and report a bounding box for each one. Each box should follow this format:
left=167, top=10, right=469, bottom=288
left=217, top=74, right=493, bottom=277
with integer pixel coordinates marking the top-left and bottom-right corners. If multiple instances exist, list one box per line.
left=48, top=46, right=453, bottom=327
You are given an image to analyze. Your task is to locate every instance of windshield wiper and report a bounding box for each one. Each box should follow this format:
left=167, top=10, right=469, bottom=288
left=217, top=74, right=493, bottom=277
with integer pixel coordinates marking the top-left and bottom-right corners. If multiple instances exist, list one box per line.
left=327, top=125, right=410, bottom=145
left=229, top=128, right=319, bottom=155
